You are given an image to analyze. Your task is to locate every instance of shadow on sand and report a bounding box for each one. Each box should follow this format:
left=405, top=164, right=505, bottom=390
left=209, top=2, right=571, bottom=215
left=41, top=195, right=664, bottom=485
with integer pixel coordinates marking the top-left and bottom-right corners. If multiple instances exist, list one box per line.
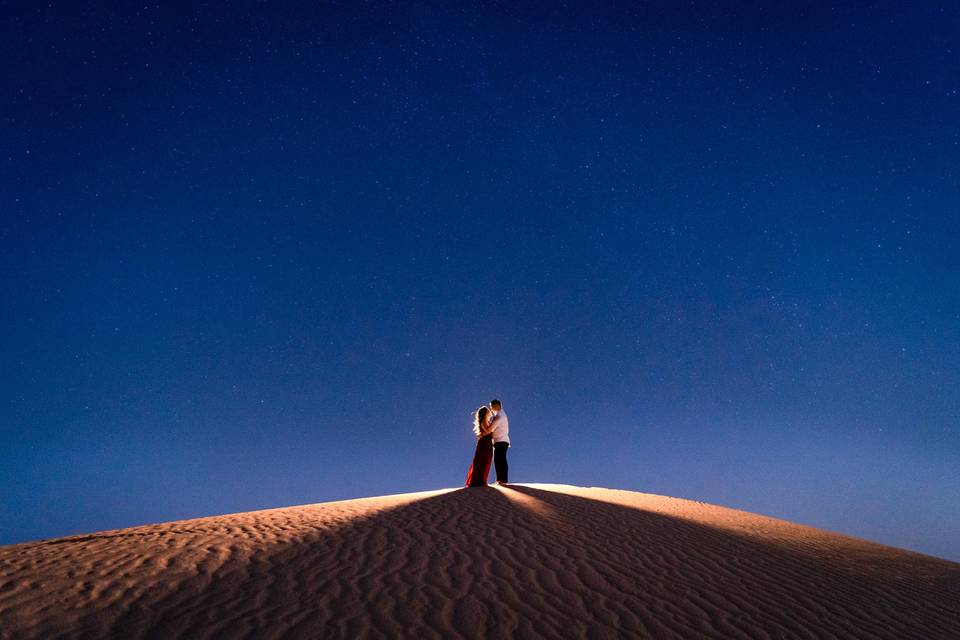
left=88, top=484, right=960, bottom=639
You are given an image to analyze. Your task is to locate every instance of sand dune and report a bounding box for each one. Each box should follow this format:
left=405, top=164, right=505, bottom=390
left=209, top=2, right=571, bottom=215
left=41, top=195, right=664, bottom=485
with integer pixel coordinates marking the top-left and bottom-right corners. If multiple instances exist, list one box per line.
left=1, top=484, right=958, bottom=639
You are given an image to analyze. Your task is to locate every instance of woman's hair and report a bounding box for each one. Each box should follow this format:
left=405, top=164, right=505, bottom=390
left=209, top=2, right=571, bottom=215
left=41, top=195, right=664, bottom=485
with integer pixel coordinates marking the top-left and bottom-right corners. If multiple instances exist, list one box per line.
left=473, top=406, right=490, bottom=436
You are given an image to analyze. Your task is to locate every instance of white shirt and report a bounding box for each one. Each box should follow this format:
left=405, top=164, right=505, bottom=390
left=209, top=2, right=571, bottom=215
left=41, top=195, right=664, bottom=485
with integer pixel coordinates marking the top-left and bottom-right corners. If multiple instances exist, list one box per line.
left=490, top=409, right=510, bottom=445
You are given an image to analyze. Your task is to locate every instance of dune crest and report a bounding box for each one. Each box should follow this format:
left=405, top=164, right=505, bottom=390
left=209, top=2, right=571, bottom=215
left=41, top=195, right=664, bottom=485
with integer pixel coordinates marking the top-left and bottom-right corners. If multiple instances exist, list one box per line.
left=1, top=484, right=958, bottom=639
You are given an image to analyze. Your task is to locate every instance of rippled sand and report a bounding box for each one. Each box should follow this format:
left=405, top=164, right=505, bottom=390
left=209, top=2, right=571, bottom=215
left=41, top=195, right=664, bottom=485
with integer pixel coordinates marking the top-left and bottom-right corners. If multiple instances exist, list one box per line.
left=1, top=484, right=958, bottom=639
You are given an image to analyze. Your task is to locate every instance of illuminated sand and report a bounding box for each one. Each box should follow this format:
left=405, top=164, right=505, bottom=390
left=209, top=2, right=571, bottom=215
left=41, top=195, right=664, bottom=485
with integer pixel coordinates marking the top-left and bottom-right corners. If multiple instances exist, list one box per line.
left=1, top=484, right=958, bottom=639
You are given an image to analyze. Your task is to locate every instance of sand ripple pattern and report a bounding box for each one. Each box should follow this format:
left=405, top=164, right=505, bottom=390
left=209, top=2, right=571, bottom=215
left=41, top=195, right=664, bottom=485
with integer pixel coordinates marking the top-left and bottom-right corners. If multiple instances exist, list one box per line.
left=0, top=484, right=957, bottom=639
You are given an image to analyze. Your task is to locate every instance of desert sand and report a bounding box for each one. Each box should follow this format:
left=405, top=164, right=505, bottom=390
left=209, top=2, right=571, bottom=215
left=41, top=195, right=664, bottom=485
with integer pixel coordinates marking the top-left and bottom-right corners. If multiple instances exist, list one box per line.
left=1, top=483, right=958, bottom=639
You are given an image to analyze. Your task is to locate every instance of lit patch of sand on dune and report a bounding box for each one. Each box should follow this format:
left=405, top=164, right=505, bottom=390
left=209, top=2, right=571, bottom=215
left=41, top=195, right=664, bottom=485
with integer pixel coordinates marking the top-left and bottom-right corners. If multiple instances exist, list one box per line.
left=0, top=488, right=453, bottom=639
left=492, top=484, right=559, bottom=518
left=1, top=484, right=958, bottom=639
left=520, top=484, right=945, bottom=582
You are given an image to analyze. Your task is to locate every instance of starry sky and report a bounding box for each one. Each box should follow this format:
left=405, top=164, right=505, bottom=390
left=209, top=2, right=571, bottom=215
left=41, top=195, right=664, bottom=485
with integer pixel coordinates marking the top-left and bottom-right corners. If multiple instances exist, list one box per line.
left=2, top=2, right=958, bottom=561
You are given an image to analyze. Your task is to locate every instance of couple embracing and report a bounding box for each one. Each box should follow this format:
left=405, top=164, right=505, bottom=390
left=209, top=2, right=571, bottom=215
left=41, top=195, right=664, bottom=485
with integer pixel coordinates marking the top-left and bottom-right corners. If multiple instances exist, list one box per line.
left=465, top=398, right=510, bottom=487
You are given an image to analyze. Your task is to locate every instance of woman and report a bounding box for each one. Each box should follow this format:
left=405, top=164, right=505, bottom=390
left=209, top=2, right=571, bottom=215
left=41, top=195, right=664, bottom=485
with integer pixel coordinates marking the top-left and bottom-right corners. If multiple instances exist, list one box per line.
left=465, top=405, right=494, bottom=487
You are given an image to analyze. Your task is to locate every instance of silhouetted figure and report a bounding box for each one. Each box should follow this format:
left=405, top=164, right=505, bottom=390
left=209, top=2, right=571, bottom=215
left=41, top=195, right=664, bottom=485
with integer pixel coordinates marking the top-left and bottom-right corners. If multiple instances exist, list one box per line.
left=489, top=398, right=510, bottom=484
left=465, top=406, right=493, bottom=487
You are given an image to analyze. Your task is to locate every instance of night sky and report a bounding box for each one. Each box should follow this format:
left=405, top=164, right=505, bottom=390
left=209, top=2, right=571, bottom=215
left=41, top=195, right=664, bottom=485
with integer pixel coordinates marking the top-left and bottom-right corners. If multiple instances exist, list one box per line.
left=2, top=2, right=958, bottom=561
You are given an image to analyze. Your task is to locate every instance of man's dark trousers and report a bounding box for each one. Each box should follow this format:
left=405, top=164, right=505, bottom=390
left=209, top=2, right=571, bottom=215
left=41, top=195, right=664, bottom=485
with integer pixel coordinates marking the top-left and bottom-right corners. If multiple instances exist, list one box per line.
left=493, top=442, right=509, bottom=483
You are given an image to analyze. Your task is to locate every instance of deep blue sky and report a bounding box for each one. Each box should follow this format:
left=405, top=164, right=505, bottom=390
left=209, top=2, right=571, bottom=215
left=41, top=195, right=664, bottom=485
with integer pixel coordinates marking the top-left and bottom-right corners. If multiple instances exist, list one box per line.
left=2, top=2, right=958, bottom=561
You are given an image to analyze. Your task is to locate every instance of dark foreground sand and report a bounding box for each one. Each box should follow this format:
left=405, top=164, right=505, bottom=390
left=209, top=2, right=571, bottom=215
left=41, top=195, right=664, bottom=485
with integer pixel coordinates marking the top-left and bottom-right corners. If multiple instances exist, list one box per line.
left=1, top=483, right=958, bottom=639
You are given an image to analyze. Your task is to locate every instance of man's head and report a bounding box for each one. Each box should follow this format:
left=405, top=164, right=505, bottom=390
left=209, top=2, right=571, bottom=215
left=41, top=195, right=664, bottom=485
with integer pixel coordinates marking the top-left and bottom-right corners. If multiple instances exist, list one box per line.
left=490, top=398, right=502, bottom=411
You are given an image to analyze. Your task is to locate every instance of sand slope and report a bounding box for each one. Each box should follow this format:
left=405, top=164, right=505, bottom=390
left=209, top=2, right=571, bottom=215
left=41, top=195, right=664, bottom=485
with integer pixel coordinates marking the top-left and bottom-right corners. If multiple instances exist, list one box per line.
left=1, top=484, right=958, bottom=639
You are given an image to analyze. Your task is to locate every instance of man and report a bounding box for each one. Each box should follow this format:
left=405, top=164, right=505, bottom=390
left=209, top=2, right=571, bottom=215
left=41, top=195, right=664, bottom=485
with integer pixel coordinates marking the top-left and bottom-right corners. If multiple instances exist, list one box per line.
left=489, top=398, right=510, bottom=484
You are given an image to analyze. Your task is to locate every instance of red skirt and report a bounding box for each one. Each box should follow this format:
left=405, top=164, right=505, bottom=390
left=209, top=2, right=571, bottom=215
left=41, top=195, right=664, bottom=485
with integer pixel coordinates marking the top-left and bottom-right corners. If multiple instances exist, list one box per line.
left=465, top=434, right=494, bottom=487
